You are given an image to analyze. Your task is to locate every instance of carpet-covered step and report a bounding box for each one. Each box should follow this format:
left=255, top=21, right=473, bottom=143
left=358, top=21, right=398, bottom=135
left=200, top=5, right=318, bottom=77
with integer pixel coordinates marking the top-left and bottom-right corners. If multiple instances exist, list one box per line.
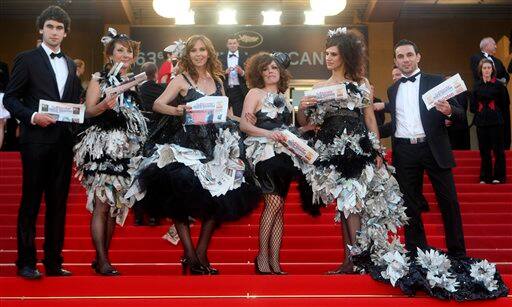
left=1, top=212, right=510, bottom=226
left=1, top=235, right=511, bottom=250
left=2, top=223, right=511, bottom=238
left=1, top=201, right=511, bottom=215
left=0, top=262, right=511, bottom=276
left=0, top=192, right=511, bottom=205
left=0, top=275, right=510, bottom=299
left=1, top=248, right=511, bottom=264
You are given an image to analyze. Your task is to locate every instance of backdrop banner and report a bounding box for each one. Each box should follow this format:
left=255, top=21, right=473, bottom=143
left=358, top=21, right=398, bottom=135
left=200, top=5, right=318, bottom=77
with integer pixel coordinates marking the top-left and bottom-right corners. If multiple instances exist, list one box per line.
left=131, top=25, right=368, bottom=80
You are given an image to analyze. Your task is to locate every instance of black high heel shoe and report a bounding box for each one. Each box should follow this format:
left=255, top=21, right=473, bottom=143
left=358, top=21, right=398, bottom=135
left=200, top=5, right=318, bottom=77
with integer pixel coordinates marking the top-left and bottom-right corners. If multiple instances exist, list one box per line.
left=181, top=257, right=209, bottom=275
left=270, top=266, right=288, bottom=275
left=94, top=263, right=120, bottom=276
left=254, top=257, right=272, bottom=275
left=205, top=263, right=219, bottom=275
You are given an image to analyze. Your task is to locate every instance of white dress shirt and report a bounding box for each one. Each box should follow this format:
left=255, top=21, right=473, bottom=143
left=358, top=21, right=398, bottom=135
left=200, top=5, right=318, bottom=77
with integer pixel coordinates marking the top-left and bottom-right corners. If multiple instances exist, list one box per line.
left=32, top=42, right=69, bottom=124
left=394, top=68, right=426, bottom=139
left=227, top=50, right=240, bottom=86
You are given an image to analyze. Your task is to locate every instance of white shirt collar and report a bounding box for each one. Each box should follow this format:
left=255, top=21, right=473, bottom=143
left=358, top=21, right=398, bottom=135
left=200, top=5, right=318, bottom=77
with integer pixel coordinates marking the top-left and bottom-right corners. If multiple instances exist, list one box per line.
left=403, top=68, right=421, bottom=78
left=41, top=42, right=62, bottom=58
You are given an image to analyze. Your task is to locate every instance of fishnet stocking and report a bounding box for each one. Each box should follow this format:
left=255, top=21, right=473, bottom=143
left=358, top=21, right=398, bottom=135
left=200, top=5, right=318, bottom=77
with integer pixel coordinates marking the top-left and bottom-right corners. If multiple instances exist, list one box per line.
left=256, top=194, right=284, bottom=273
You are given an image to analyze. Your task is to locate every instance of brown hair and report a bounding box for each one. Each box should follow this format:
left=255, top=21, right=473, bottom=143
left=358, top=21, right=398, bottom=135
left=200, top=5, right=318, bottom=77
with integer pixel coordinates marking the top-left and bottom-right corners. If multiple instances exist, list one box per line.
left=36, top=5, right=71, bottom=33
left=326, top=28, right=367, bottom=83
left=74, top=59, right=85, bottom=69
left=104, top=36, right=141, bottom=62
left=245, top=52, right=291, bottom=94
left=477, top=58, right=496, bottom=79
left=177, top=35, right=223, bottom=84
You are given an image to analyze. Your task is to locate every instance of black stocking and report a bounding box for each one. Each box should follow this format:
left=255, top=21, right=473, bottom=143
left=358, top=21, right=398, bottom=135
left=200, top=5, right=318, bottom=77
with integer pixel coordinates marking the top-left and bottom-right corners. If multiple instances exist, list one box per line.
left=196, top=217, right=217, bottom=266
left=90, top=197, right=114, bottom=272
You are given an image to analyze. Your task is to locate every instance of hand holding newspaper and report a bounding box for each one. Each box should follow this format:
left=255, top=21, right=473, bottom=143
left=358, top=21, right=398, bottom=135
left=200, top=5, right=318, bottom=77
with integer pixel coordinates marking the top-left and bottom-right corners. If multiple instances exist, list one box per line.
left=184, top=96, right=229, bottom=125
left=280, top=130, right=318, bottom=164
left=422, top=73, right=467, bottom=110
left=38, top=99, right=85, bottom=123
left=304, top=83, right=348, bottom=103
left=104, top=72, right=147, bottom=98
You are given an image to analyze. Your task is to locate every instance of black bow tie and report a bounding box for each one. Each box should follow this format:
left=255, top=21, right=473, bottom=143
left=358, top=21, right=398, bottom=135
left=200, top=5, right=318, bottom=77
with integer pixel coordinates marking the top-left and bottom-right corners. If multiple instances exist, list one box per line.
left=229, top=53, right=237, bottom=58
left=400, top=72, right=420, bottom=83
left=50, top=52, right=64, bottom=59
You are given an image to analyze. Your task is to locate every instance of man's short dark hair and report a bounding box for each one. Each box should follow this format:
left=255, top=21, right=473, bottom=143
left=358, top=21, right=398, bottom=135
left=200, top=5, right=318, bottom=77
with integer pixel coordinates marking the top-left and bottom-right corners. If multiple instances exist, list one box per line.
left=227, top=35, right=238, bottom=42
left=394, top=39, right=419, bottom=57
left=141, top=62, right=158, bottom=80
left=36, top=6, right=71, bottom=33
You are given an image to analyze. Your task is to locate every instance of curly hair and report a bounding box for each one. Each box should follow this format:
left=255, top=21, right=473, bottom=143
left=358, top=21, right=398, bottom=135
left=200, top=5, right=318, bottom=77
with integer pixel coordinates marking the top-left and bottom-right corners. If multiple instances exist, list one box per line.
left=36, top=5, right=71, bottom=33
left=104, top=36, right=141, bottom=62
left=177, top=35, right=224, bottom=84
left=244, top=52, right=291, bottom=94
left=326, top=28, right=367, bottom=83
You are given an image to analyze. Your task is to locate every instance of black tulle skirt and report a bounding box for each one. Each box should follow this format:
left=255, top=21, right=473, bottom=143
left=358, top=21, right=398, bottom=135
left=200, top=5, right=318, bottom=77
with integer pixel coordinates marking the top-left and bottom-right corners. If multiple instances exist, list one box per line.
left=138, top=161, right=260, bottom=222
left=254, top=153, right=319, bottom=216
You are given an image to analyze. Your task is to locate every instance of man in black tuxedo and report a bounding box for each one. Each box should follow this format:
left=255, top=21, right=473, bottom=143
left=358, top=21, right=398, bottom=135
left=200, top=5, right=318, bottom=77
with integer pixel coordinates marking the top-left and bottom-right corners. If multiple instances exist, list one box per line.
left=470, top=37, right=509, bottom=86
left=220, top=35, right=248, bottom=118
left=4, top=6, right=82, bottom=279
left=384, top=39, right=466, bottom=258
left=446, top=91, right=470, bottom=150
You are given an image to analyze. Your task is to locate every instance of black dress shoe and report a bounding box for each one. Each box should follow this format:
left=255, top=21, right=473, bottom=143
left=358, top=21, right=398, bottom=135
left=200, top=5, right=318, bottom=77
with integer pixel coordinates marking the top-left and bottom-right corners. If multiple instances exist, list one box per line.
left=17, top=266, right=42, bottom=279
left=45, top=267, right=72, bottom=277
left=134, top=217, right=144, bottom=226
left=147, top=217, right=160, bottom=226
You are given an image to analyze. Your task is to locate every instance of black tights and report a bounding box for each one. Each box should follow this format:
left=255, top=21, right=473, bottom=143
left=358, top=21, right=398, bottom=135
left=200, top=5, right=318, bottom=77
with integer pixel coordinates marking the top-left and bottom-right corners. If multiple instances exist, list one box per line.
left=328, top=212, right=361, bottom=274
left=174, top=217, right=217, bottom=266
left=256, top=194, right=285, bottom=273
left=90, top=197, right=117, bottom=272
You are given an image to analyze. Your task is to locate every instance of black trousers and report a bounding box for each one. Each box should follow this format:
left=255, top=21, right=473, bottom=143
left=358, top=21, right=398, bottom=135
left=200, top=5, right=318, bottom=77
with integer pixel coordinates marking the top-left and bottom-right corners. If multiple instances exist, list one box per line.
left=477, top=125, right=506, bottom=182
left=16, top=141, right=73, bottom=269
left=393, top=142, right=466, bottom=257
left=447, top=127, right=471, bottom=150
left=226, top=85, right=245, bottom=117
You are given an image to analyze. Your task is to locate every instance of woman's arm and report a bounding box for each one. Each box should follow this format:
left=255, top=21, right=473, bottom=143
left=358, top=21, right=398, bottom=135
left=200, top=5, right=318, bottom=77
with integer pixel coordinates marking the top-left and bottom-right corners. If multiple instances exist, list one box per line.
left=153, top=75, right=189, bottom=116
left=84, top=78, right=118, bottom=118
left=240, top=89, right=285, bottom=141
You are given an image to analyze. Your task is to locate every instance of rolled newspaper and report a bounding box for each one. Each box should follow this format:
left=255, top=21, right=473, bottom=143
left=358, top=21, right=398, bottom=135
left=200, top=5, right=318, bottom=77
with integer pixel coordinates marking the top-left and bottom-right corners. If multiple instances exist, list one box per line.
left=304, top=83, right=348, bottom=102
left=280, top=130, right=318, bottom=164
left=104, top=72, right=147, bottom=97
left=422, top=73, right=467, bottom=110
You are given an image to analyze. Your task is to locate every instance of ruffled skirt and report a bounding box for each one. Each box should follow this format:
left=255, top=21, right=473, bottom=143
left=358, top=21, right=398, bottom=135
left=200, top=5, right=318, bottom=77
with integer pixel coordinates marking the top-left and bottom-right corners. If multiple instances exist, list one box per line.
left=74, top=107, right=147, bottom=225
left=127, top=123, right=260, bottom=222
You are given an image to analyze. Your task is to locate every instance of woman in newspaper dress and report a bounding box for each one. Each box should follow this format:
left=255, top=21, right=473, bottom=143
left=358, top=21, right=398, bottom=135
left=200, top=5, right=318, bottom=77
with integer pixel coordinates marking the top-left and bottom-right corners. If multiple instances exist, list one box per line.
left=297, top=27, right=508, bottom=300
left=128, top=35, right=259, bottom=275
left=73, top=29, right=147, bottom=276
left=241, top=52, right=316, bottom=275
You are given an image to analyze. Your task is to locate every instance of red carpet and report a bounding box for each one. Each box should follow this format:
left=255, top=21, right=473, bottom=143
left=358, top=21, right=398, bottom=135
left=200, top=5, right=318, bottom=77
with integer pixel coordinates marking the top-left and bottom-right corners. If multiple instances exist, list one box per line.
left=0, top=150, right=511, bottom=306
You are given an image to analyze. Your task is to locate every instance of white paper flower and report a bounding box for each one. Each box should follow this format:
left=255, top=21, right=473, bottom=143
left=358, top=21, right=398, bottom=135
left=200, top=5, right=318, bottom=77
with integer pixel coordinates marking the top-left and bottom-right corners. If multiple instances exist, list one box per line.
left=470, top=260, right=499, bottom=292
left=381, top=251, right=409, bottom=286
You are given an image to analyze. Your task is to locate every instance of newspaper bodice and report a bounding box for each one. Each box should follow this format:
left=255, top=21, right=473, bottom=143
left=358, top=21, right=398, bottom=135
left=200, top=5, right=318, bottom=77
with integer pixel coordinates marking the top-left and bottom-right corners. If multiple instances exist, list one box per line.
left=255, top=92, right=292, bottom=130
left=176, top=74, right=223, bottom=105
left=305, top=81, right=371, bottom=126
left=90, top=71, right=142, bottom=129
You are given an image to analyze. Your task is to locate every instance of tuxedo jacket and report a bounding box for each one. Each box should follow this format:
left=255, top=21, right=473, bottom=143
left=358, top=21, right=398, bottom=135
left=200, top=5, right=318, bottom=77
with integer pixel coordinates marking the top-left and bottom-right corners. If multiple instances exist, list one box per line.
left=470, top=52, right=509, bottom=84
left=4, top=46, right=82, bottom=144
left=384, top=73, right=465, bottom=169
left=219, top=50, right=248, bottom=94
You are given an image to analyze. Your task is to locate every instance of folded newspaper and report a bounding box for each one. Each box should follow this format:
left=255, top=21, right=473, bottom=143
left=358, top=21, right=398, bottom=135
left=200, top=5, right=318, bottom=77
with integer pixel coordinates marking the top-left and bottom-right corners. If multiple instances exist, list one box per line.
left=280, top=130, right=318, bottom=164
left=422, top=73, right=467, bottom=110
left=304, top=83, right=348, bottom=102
left=184, top=96, right=229, bottom=125
left=38, top=99, right=85, bottom=123
left=104, top=72, right=147, bottom=98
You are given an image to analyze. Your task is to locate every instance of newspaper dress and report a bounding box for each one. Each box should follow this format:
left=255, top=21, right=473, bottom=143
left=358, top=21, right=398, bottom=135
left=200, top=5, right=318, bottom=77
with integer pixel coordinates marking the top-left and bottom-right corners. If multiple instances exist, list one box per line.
left=0, top=93, right=10, bottom=119
left=244, top=92, right=315, bottom=212
left=73, top=71, right=148, bottom=225
left=304, top=80, right=509, bottom=300
left=126, top=75, right=259, bottom=222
